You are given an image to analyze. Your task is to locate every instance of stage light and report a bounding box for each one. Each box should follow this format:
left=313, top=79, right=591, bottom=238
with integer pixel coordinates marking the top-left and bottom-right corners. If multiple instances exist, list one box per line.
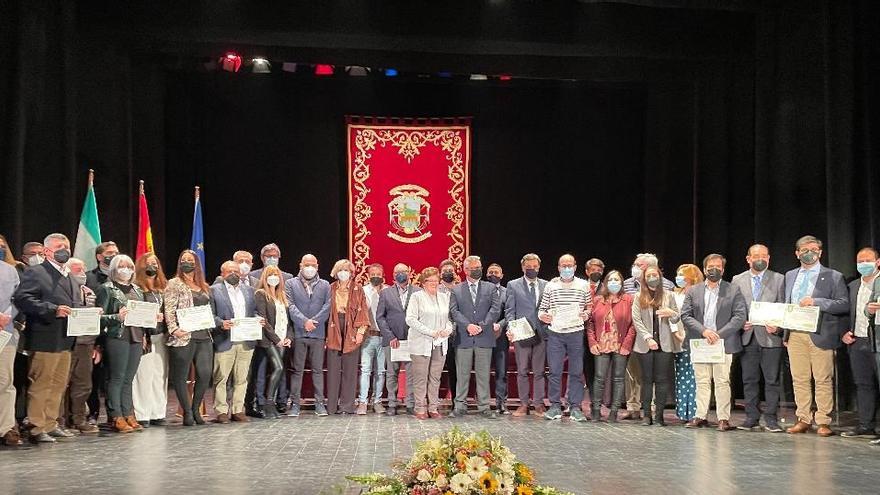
left=315, top=64, right=334, bottom=76
left=384, top=68, right=398, bottom=77
left=281, top=62, right=297, bottom=73
left=346, top=66, right=370, bottom=76
left=437, top=71, right=453, bottom=78
left=469, top=74, right=488, bottom=81
left=251, top=58, right=271, bottom=74
left=220, top=52, right=242, bottom=73
left=498, top=74, right=512, bottom=81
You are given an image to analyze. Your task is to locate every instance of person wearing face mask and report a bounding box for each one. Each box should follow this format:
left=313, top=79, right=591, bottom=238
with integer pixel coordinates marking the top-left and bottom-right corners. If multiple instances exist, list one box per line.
left=631, top=266, right=681, bottom=426
left=505, top=253, right=549, bottom=417
left=210, top=260, right=259, bottom=424
left=841, top=247, right=880, bottom=439
left=671, top=264, right=702, bottom=423
left=376, top=263, right=419, bottom=415
left=97, top=255, right=158, bottom=433
left=324, top=259, right=370, bottom=415
left=164, top=250, right=214, bottom=426
left=0, top=234, right=22, bottom=446
left=283, top=254, right=331, bottom=417
left=253, top=265, right=292, bottom=419
left=486, top=263, right=510, bottom=414
left=864, top=251, right=880, bottom=444
left=13, top=233, right=88, bottom=443
left=586, top=270, right=634, bottom=422
left=85, top=241, right=119, bottom=292
left=681, top=254, right=747, bottom=431
left=56, top=258, right=100, bottom=435
left=357, top=263, right=388, bottom=415
left=538, top=254, right=592, bottom=422
left=20, top=241, right=45, bottom=269
left=131, top=253, right=170, bottom=426
left=622, top=253, right=674, bottom=420
left=582, top=258, right=605, bottom=411
left=249, top=243, right=294, bottom=287
left=438, top=259, right=460, bottom=405
left=213, top=250, right=256, bottom=288
left=782, top=235, right=848, bottom=437
left=730, top=245, right=786, bottom=432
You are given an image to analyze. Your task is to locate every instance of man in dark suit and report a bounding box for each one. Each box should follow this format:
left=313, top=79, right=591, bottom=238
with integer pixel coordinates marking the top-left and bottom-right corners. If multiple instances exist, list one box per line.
left=210, top=260, right=258, bottom=423
left=376, top=263, right=419, bottom=416
left=681, top=253, right=747, bottom=432
left=248, top=243, right=294, bottom=286
left=783, top=235, right=849, bottom=437
left=840, top=247, right=880, bottom=438
left=505, top=253, right=549, bottom=417
left=731, top=244, right=786, bottom=432
left=84, top=241, right=118, bottom=292
left=486, top=263, right=509, bottom=414
left=449, top=255, right=502, bottom=418
left=13, top=233, right=84, bottom=443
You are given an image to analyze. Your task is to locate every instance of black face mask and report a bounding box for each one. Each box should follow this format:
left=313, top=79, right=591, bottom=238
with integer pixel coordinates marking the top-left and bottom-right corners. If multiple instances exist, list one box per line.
left=487, top=274, right=501, bottom=285
left=468, top=268, right=483, bottom=281
left=53, top=249, right=71, bottom=264
left=103, top=255, right=115, bottom=266
left=524, top=268, right=538, bottom=280
left=225, top=274, right=240, bottom=286
left=588, top=272, right=602, bottom=283
left=180, top=262, right=195, bottom=274
left=752, top=259, right=768, bottom=272
left=145, top=266, right=158, bottom=277
left=369, top=276, right=383, bottom=286
left=646, top=277, right=661, bottom=290
left=441, top=272, right=455, bottom=283
left=706, top=268, right=723, bottom=282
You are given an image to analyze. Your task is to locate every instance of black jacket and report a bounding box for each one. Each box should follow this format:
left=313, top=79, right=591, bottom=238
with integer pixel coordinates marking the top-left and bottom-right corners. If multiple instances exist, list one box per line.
left=13, top=261, right=84, bottom=352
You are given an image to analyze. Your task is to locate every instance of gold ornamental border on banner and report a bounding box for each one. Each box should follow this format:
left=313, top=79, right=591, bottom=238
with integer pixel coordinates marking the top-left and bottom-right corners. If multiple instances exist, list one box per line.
left=347, top=124, right=471, bottom=282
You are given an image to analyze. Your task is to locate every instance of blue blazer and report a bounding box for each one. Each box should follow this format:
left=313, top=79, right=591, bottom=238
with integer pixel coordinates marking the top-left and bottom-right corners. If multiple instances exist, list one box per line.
left=784, top=265, right=849, bottom=350
left=681, top=281, right=747, bottom=354
left=284, top=276, right=331, bottom=339
left=376, top=284, right=420, bottom=346
left=504, top=276, right=549, bottom=341
left=449, top=280, right=502, bottom=348
left=210, top=282, right=257, bottom=352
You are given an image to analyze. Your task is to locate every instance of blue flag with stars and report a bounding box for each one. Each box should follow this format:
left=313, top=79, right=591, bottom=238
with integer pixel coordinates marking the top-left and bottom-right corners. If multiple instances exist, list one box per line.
left=190, top=192, right=206, bottom=271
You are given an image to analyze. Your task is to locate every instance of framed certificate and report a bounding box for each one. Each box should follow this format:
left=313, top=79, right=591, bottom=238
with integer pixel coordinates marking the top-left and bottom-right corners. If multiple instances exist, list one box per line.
left=176, top=305, right=215, bottom=332
left=783, top=305, right=820, bottom=333
left=124, top=300, right=160, bottom=329
left=67, top=307, right=102, bottom=337
left=507, top=318, right=536, bottom=343
left=689, top=338, right=725, bottom=364
left=748, top=301, right=786, bottom=327
left=231, top=317, right=263, bottom=342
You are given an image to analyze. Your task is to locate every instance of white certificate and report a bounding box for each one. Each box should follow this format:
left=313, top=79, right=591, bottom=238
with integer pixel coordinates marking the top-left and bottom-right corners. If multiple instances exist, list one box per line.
left=124, top=300, right=160, bottom=329
left=0, top=330, right=11, bottom=353
left=66, top=307, right=102, bottom=336
left=176, top=305, right=215, bottom=332
left=747, top=301, right=787, bottom=327
left=390, top=340, right=411, bottom=362
left=551, top=305, right=583, bottom=329
left=507, top=317, right=536, bottom=342
left=690, top=338, right=725, bottom=364
left=231, top=317, right=263, bottom=342
left=783, top=304, right=820, bottom=333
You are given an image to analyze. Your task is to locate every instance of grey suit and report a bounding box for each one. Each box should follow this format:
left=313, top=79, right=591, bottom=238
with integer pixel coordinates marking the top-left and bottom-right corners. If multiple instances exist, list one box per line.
left=504, top=276, right=548, bottom=407
left=449, top=280, right=502, bottom=412
left=731, top=269, right=785, bottom=423
left=681, top=281, right=747, bottom=354
left=376, top=284, right=419, bottom=409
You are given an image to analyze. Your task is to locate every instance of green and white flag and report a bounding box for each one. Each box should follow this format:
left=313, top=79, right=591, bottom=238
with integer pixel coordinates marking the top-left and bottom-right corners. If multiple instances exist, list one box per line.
left=73, top=170, right=102, bottom=270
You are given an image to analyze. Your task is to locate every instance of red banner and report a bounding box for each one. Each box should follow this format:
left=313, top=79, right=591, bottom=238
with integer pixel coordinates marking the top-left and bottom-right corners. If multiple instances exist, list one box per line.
left=347, top=117, right=471, bottom=284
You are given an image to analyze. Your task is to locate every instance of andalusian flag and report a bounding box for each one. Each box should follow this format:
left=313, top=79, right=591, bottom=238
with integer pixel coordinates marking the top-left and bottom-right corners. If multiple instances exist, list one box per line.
left=136, top=180, right=154, bottom=259
left=73, top=169, right=102, bottom=270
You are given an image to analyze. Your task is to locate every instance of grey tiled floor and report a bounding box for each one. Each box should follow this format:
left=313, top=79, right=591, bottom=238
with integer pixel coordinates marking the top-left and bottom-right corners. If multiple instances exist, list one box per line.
left=2, top=409, right=879, bottom=494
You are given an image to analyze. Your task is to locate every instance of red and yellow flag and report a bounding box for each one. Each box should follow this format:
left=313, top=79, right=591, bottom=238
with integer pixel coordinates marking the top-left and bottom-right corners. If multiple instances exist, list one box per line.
left=136, top=180, right=154, bottom=259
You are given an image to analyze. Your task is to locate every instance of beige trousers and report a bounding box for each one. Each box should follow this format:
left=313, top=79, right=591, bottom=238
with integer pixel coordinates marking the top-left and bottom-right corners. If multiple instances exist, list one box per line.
left=694, top=352, right=733, bottom=421
left=213, top=344, right=254, bottom=415
left=787, top=331, right=835, bottom=425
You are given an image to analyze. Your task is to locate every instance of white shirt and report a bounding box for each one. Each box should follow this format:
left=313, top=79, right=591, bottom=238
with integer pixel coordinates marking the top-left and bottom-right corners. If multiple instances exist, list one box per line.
left=273, top=300, right=289, bottom=342
left=225, top=282, right=246, bottom=319
left=855, top=276, right=876, bottom=337
left=48, top=259, right=68, bottom=277
left=405, top=290, right=452, bottom=356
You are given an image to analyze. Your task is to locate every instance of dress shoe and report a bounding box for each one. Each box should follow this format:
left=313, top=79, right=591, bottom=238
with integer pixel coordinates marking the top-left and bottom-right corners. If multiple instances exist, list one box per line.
left=841, top=426, right=878, bottom=439
left=356, top=403, right=368, bottom=415
left=75, top=423, right=99, bottom=434
left=685, top=418, right=708, bottom=429
left=414, top=412, right=429, bottom=420
left=480, top=410, right=498, bottom=419
left=385, top=407, right=397, bottom=416
left=429, top=411, right=442, bottom=419
left=112, top=417, right=133, bottom=433
left=533, top=404, right=546, bottom=416
left=246, top=408, right=266, bottom=419
left=786, top=420, right=811, bottom=434
left=232, top=412, right=250, bottom=423
left=138, top=421, right=150, bottom=429
left=608, top=409, right=619, bottom=423
left=149, top=419, right=167, bottom=426
left=2, top=428, right=24, bottom=446
left=216, top=413, right=230, bottom=424
left=717, top=420, right=733, bottom=432
left=373, top=402, right=386, bottom=414
left=30, top=432, right=56, bottom=443
left=126, top=416, right=144, bottom=431
left=511, top=405, right=529, bottom=417
left=816, top=424, right=834, bottom=437
left=182, top=412, right=195, bottom=426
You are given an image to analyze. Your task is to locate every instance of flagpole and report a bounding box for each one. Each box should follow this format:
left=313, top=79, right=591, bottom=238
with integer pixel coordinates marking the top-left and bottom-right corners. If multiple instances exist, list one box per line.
left=88, top=168, right=94, bottom=186
left=195, top=185, right=200, bottom=200
left=139, top=179, right=144, bottom=195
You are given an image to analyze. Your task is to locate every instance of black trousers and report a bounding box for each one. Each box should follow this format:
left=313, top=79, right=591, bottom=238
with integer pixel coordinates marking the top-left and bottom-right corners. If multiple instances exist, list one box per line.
left=14, top=351, right=29, bottom=422
left=326, top=349, right=360, bottom=414
left=849, top=337, right=880, bottom=429
left=638, top=350, right=673, bottom=419
left=492, top=333, right=509, bottom=406
left=740, top=338, right=783, bottom=422
left=443, top=342, right=457, bottom=401
left=105, top=338, right=143, bottom=419
left=290, top=338, right=325, bottom=403
left=86, top=357, right=107, bottom=420
left=168, top=340, right=213, bottom=414
left=264, top=345, right=284, bottom=409
left=592, top=352, right=628, bottom=411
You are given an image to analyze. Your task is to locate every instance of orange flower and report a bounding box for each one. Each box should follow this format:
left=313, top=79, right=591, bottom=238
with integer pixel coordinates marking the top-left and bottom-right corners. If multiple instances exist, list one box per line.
left=515, top=486, right=533, bottom=495
left=479, top=472, right=499, bottom=493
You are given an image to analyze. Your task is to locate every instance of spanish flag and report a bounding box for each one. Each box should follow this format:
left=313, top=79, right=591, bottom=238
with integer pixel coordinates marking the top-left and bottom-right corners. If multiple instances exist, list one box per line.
left=136, top=180, right=154, bottom=259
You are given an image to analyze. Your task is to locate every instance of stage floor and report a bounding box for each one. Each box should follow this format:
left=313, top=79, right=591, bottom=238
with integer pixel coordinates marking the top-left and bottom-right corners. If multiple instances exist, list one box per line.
left=3, top=406, right=879, bottom=494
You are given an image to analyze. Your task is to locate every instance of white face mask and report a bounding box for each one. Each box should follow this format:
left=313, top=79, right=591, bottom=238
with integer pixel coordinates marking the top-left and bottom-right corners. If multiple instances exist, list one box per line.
left=631, top=265, right=643, bottom=280
left=117, top=267, right=134, bottom=282
left=27, top=254, right=45, bottom=266
left=301, top=266, right=318, bottom=279
left=336, top=270, right=351, bottom=282
left=239, top=262, right=251, bottom=275
left=72, top=273, right=88, bottom=286
left=267, top=275, right=280, bottom=287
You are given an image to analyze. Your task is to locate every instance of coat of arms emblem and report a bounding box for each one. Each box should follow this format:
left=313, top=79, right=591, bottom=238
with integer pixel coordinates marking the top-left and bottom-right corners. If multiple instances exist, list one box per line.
left=387, top=184, right=431, bottom=243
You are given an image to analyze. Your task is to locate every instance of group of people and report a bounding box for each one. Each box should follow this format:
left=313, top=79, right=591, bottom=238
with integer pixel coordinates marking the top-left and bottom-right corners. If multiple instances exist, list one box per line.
left=1, top=233, right=879, bottom=447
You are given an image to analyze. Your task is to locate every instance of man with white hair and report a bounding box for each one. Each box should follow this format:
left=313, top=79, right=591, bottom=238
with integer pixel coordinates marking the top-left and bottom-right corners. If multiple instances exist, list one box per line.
left=249, top=243, right=294, bottom=286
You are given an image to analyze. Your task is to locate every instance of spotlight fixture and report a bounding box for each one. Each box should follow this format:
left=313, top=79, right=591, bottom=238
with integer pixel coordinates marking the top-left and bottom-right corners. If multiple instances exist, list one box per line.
left=281, top=62, right=298, bottom=73
left=346, top=66, right=370, bottom=76
left=498, top=74, right=512, bottom=81
left=314, top=64, right=334, bottom=76
left=251, top=58, right=272, bottom=74
left=220, top=52, right=242, bottom=73
left=469, top=74, right=488, bottom=81
left=384, top=68, right=398, bottom=77
left=437, top=71, right=453, bottom=78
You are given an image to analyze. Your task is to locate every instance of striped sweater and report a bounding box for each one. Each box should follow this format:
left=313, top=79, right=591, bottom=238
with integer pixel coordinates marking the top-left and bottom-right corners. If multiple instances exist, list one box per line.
left=539, top=276, right=592, bottom=333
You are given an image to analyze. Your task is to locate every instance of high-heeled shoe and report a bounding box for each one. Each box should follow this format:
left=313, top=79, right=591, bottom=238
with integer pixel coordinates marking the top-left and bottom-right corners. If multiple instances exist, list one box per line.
left=182, top=412, right=195, bottom=427
left=192, top=409, right=206, bottom=425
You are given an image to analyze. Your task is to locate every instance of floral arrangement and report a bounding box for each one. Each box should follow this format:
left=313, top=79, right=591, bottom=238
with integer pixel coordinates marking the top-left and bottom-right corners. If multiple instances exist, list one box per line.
left=347, top=428, right=573, bottom=495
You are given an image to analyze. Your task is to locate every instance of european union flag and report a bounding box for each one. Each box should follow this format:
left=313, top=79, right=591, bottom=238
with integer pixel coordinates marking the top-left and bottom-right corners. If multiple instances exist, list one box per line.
left=190, top=188, right=206, bottom=271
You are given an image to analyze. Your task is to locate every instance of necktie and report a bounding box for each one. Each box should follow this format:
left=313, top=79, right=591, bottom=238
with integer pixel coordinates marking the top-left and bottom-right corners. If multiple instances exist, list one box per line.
left=470, top=283, right=477, bottom=304
left=796, top=270, right=811, bottom=302
left=752, top=275, right=761, bottom=301
left=529, top=281, right=536, bottom=307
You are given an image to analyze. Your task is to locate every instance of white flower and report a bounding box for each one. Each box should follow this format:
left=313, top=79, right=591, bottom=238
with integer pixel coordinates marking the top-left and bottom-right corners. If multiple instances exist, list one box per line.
left=498, top=461, right=515, bottom=477
left=497, top=476, right=515, bottom=495
left=464, top=456, right=488, bottom=479
left=416, top=469, right=433, bottom=482
left=435, top=473, right=449, bottom=488
left=450, top=473, right=473, bottom=494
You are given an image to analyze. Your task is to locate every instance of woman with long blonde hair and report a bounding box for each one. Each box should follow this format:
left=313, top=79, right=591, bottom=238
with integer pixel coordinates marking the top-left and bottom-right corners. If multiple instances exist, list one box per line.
left=253, top=265, right=292, bottom=418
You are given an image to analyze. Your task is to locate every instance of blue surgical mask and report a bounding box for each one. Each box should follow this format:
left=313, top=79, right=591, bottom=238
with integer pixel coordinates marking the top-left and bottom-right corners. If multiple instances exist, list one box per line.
left=559, top=267, right=575, bottom=280
left=857, top=262, right=877, bottom=277
left=607, top=281, right=622, bottom=294
left=265, top=257, right=279, bottom=267
left=675, top=275, right=687, bottom=288
left=0, top=247, right=5, bottom=261
left=394, top=272, right=408, bottom=284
